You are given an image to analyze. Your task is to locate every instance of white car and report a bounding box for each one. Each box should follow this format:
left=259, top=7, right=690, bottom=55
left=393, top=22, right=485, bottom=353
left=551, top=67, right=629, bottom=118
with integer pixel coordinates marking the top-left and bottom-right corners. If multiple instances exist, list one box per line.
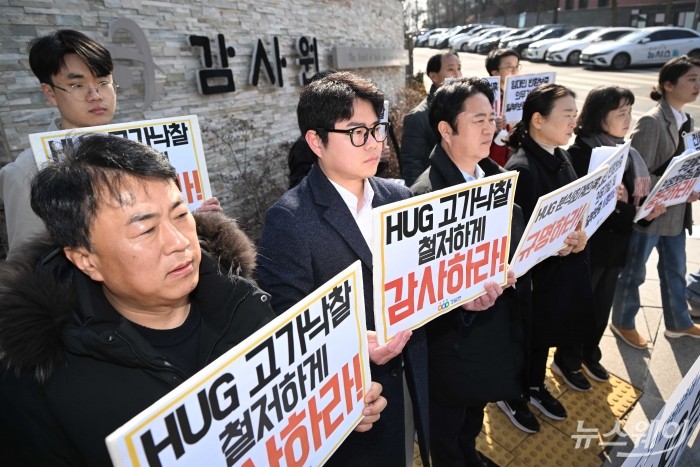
left=462, top=27, right=514, bottom=52
left=524, top=27, right=600, bottom=62
left=546, top=27, right=636, bottom=65
left=579, top=26, right=700, bottom=70
left=448, top=25, right=499, bottom=50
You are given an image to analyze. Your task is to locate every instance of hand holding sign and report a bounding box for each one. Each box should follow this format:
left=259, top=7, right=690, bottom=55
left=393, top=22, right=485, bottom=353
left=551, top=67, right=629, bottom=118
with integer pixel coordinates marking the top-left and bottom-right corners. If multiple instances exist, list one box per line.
left=367, top=329, right=412, bottom=365
left=355, top=382, right=387, bottom=433
left=460, top=281, right=503, bottom=311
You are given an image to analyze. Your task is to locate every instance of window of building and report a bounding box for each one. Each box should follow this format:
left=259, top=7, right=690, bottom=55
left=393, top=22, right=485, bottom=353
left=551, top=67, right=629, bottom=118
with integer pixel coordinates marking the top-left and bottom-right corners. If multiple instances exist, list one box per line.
left=565, top=0, right=574, bottom=10
left=580, top=0, right=588, bottom=8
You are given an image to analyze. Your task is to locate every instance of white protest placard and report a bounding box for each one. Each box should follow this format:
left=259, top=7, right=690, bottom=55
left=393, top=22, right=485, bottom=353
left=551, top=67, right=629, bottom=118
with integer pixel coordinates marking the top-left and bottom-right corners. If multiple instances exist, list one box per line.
left=502, top=72, right=556, bottom=123
left=681, top=132, right=700, bottom=192
left=620, top=356, right=700, bottom=467
left=683, top=129, right=700, bottom=154
left=509, top=164, right=608, bottom=278
left=583, top=142, right=630, bottom=237
left=106, top=261, right=371, bottom=467
left=372, top=171, right=518, bottom=344
left=634, top=150, right=700, bottom=222
left=485, top=76, right=501, bottom=116
left=29, top=115, right=211, bottom=211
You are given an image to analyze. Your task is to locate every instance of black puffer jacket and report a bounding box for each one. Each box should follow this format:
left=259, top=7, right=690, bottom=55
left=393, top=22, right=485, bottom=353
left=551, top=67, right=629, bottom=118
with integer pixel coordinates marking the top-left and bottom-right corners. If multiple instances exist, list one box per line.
left=0, top=212, right=276, bottom=466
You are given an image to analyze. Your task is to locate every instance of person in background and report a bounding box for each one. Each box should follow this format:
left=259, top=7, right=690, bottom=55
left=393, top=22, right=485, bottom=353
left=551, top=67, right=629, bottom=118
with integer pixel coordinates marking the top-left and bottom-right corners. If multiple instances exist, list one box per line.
left=411, top=77, right=526, bottom=467
left=499, top=84, right=593, bottom=434
left=485, top=48, right=521, bottom=167
left=566, top=85, right=665, bottom=384
left=0, top=29, right=220, bottom=260
left=401, top=50, right=462, bottom=186
left=612, top=56, right=700, bottom=346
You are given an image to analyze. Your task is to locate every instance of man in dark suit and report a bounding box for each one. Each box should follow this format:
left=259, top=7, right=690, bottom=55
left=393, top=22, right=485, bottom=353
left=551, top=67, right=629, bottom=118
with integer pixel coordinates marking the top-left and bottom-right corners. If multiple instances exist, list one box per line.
left=258, top=71, right=427, bottom=467
left=258, top=72, right=501, bottom=466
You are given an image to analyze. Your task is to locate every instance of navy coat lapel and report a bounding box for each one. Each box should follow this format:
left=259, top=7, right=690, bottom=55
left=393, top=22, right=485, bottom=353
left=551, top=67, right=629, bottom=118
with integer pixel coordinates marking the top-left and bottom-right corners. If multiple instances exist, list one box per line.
left=307, top=164, right=373, bottom=269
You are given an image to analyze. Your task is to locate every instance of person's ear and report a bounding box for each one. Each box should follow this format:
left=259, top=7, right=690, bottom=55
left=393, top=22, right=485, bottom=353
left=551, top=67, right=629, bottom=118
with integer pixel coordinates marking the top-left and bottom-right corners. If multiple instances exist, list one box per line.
left=305, top=129, right=325, bottom=159
left=63, top=246, right=105, bottom=282
left=662, top=80, right=674, bottom=94
left=427, top=71, right=440, bottom=85
left=40, top=83, right=59, bottom=108
left=531, top=112, right=544, bottom=130
left=438, top=120, right=453, bottom=141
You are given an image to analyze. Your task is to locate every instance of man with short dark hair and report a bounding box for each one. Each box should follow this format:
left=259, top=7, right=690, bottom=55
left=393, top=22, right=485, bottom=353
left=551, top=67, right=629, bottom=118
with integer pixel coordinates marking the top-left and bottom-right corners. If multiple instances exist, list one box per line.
left=0, top=30, right=117, bottom=258
left=400, top=51, right=462, bottom=185
left=0, top=134, right=388, bottom=465
left=411, top=77, right=528, bottom=467
left=0, top=29, right=219, bottom=259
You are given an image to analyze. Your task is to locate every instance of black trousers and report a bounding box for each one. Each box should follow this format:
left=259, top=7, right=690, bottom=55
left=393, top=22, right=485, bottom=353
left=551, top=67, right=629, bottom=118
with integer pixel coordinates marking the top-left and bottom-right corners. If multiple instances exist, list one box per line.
left=429, top=399, right=486, bottom=467
left=554, top=266, right=619, bottom=372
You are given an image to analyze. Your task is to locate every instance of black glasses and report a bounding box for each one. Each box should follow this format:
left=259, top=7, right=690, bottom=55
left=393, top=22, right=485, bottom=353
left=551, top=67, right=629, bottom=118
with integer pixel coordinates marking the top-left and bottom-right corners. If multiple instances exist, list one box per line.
left=51, top=81, right=118, bottom=101
left=316, top=122, right=390, bottom=147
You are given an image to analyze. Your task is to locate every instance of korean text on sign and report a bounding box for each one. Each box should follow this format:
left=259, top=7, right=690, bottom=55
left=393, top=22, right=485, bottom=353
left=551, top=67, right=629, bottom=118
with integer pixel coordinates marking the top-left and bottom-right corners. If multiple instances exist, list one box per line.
left=29, top=115, right=211, bottom=212
left=372, top=171, right=518, bottom=344
left=106, top=261, right=371, bottom=467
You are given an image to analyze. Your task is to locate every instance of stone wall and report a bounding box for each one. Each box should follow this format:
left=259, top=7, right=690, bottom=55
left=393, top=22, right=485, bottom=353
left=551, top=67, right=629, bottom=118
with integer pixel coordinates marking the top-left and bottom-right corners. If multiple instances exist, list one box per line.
left=0, top=0, right=406, bottom=241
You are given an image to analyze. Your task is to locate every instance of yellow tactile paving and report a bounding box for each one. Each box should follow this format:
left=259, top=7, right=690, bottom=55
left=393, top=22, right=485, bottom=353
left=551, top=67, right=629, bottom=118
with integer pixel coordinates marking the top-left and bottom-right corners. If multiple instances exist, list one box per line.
left=412, top=356, right=643, bottom=467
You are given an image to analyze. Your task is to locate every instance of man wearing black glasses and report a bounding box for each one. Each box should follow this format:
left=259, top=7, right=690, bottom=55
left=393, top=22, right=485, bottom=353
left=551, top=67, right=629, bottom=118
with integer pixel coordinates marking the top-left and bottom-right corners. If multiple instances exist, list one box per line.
left=257, top=71, right=431, bottom=467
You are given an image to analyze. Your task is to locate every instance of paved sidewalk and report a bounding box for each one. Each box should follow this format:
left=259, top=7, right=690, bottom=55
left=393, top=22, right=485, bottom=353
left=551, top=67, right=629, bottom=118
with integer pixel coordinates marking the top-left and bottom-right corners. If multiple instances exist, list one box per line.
left=602, top=201, right=700, bottom=466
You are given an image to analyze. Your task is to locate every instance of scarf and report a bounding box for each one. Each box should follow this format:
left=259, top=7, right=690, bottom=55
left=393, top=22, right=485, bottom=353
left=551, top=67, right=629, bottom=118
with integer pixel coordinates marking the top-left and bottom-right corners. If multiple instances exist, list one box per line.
left=581, top=133, right=651, bottom=206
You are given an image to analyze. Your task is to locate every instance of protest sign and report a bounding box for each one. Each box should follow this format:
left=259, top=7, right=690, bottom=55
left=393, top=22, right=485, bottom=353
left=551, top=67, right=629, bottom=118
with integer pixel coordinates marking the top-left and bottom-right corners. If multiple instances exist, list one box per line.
left=372, top=171, right=517, bottom=344
left=106, top=261, right=370, bottom=467
left=509, top=164, right=608, bottom=278
left=29, top=115, right=211, bottom=211
left=681, top=131, right=700, bottom=191
left=634, top=150, right=700, bottom=222
left=583, top=142, right=630, bottom=237
left=620, top=356, right=700, bottom=467
left=485, top=76, right=501, bottom=116
left=683, top=129, right=700, bottom=154
left=502, top=72, right=556, bottom=123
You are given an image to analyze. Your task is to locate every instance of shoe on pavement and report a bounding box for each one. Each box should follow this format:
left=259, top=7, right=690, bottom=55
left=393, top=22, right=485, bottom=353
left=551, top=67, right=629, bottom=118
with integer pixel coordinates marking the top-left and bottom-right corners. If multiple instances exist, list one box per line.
left=582, top=361, right=610, bottom=382
left=496, top=400, right=540, bottom=434
left=664, top=324, right=700, bottom=339
left=610, top=323, right=649, bottom=349
left=688, top=300, right=700, bottom=318
left=467, top=451, right=498, bottom=467
left=551, top=361, right=592, bottom=391
left=529, top=385, right=567, bottom=421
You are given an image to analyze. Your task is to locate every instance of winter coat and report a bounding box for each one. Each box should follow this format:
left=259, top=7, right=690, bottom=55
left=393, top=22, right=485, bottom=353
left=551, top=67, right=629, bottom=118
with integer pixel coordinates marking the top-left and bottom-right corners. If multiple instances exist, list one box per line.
left=629, top=97, right=694, bottom=236
left=505, top=135, right=595, bottom=346
left=411, top=145, right=530, bottom=406
left=400, top=85, right=437, bottom=186
left=0, top=212, right=276, bottom=466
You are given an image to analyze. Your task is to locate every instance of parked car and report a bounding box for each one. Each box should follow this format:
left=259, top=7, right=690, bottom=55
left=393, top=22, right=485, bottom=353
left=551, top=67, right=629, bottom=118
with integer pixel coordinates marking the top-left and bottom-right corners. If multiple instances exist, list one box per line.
left=431, top=25, right=471, bottom=48
left=498, top=24, right=559, bottom=49
left=506, top=26, right=570, bottom=55
left=439, top=24, right=495, bottom=49
left=462, top=27, right=514, bottom=52
left=449, top=25, right=501, bottom=51
left=429, top=27, right=461, bottom=48
left=477, top=28, right=526, bottom=54
left=524, top=27, right=599, bottom=61
left=546, top=27, right=636, bottom=65
left=415, top=28, right=447, bottom=47
left=580, top=26, right=700, bottom=70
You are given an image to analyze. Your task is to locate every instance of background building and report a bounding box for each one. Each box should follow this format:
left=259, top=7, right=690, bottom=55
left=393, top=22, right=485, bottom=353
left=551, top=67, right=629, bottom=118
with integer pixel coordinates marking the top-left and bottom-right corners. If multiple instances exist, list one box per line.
left=0, top=0, right=408, bottom=244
